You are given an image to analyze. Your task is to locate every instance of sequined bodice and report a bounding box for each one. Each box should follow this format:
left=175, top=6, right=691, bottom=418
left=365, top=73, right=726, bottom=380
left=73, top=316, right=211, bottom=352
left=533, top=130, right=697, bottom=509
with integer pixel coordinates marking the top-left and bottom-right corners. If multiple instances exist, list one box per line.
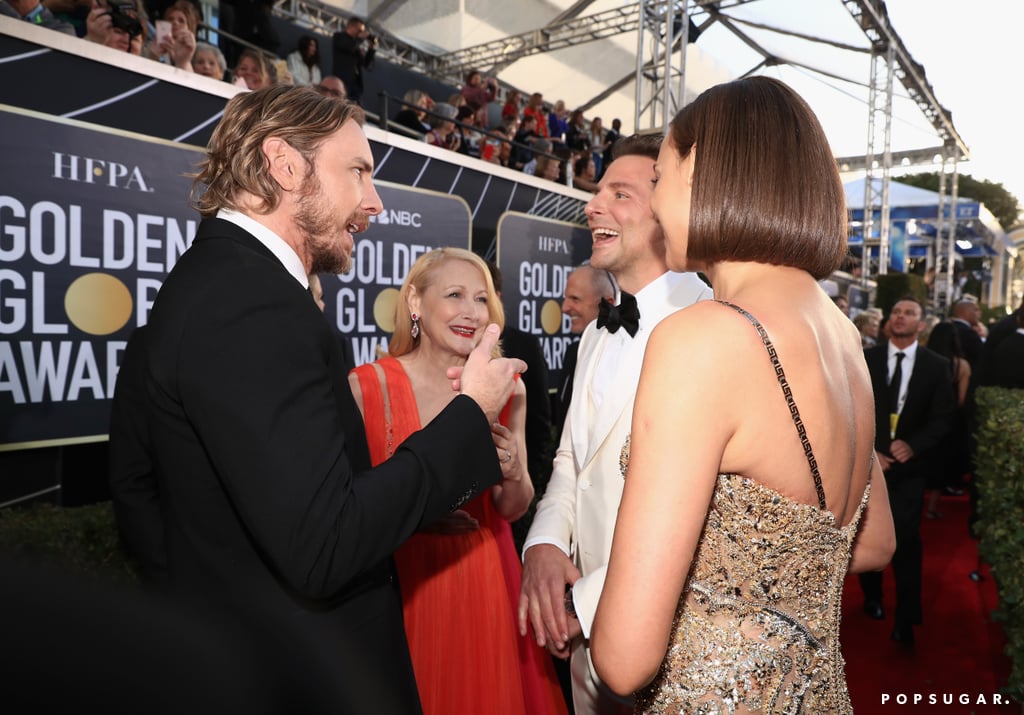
left=636, top=302, right=868, bottom=715
left=636, top=474, right=868, bottom=715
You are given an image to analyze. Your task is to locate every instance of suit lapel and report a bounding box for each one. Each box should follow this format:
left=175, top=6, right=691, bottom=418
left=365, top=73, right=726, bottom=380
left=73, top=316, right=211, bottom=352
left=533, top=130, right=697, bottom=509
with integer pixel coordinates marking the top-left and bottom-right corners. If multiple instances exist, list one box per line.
left=582, top=333, right=647, bottom=466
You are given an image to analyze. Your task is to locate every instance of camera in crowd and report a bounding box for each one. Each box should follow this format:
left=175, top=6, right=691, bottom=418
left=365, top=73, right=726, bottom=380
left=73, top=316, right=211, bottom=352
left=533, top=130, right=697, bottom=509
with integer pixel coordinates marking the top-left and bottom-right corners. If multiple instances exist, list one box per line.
left=107, top=2, right=143, bottom=38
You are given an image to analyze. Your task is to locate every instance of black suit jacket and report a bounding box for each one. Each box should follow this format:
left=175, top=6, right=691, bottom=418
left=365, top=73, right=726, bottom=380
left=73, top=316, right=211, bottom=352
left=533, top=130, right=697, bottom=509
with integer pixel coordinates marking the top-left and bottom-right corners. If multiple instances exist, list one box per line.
left=864, top=342, right=955, bottom=479
left=108, top=324, right=168, bottom=588
left=987, top=332, right=1024, bottom=389
left=952, top=318, right=984, bottom=367
left=123, top=218, right=501, bottom=713
left=500, top=326, right=553, bottom=483
left=553, top=338, right=580, bottom=445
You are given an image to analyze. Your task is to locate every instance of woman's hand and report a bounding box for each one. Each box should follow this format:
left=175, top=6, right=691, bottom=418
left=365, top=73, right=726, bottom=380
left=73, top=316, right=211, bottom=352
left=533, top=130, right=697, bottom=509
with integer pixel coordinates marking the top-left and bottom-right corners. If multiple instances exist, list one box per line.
left=169, top=26, right=196, bottom=70
left=491, top=422, right=521, bottom=482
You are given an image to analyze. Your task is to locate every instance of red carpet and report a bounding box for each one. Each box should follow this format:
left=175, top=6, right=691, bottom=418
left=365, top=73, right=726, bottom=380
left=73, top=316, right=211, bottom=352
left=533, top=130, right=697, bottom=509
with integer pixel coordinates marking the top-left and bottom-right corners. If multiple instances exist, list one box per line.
left=842, top=492, right=1015, bottom=713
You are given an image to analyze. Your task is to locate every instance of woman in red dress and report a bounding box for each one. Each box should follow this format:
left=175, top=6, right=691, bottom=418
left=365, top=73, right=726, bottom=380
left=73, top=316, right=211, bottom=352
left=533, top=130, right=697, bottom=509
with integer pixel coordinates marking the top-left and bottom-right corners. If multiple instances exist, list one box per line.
left=349, top=248, right=568, bottom=715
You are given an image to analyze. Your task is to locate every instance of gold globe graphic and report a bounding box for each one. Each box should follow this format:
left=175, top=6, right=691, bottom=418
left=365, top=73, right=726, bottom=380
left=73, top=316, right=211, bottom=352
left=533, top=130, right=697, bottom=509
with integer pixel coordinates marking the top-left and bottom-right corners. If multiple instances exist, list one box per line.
left=374, top=288, right=400, bottom=333
left=64, top=273, right=133, bottom=336
left=540, top=299, right=562, bottom=335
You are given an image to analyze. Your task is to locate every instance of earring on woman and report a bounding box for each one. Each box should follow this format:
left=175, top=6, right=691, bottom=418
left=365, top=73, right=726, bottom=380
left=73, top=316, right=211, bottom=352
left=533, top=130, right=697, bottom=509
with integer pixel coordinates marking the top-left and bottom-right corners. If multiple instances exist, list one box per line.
left=411, top=312, right=420, bottom=339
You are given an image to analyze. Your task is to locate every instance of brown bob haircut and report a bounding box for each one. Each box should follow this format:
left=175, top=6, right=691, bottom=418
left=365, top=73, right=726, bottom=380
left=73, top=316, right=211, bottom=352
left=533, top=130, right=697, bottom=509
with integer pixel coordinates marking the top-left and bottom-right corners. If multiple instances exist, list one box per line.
left=667, top=76, right=847, bottom=280
left=191, top=85, right=364, bottom=218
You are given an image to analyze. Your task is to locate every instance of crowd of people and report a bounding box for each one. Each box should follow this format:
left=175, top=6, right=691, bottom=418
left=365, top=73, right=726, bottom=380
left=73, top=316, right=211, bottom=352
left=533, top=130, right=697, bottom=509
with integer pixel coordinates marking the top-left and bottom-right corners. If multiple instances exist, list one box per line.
left=95, top=77, right=899, bottom=715
left=826, top=288, right=1024, bottom=645
left=385, top=72, right=623, bottom=194
left=7, top=4, right=1023, bottom=713
left=5, top=0, right=619, bottom=192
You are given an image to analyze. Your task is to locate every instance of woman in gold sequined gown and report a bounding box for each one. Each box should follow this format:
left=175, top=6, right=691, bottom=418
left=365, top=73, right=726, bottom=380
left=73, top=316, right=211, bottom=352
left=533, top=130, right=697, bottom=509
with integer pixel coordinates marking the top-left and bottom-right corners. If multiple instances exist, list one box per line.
left=590, top=77, right=897, bottom=715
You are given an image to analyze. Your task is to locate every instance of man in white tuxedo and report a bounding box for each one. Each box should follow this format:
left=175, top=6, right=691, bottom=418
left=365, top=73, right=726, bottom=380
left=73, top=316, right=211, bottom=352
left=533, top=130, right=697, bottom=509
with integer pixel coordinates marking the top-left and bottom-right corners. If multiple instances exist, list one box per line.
left=518, top=134, right=712, bottom=715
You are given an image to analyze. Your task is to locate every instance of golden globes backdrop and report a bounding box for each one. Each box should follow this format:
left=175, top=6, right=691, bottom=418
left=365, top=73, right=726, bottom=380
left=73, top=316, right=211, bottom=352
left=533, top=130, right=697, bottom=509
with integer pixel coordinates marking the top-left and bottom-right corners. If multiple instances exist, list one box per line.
left=321, top=182, right=470, bottom=365
left=495, top=212, right=593, bottom=390
left=0, top=108, right=203, bottom=450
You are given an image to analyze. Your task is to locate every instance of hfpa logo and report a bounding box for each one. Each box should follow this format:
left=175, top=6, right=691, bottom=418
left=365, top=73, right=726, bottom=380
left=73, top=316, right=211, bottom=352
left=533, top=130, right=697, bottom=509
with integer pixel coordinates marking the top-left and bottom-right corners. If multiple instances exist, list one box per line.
left=51, top=152, right=155, bottom=193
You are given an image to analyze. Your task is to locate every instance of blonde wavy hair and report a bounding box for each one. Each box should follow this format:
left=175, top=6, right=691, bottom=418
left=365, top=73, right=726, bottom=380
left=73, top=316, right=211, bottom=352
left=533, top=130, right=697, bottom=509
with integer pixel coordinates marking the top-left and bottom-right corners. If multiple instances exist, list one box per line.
left=389, top=248, right=505, bottom=358
left=190, top=85, right=364, bottom=218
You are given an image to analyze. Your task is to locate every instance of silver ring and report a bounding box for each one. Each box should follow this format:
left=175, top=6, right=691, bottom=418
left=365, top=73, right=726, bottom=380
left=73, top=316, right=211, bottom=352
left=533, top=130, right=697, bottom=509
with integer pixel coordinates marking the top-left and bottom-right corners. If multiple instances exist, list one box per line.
left=501, top=449, right=512, bottom=463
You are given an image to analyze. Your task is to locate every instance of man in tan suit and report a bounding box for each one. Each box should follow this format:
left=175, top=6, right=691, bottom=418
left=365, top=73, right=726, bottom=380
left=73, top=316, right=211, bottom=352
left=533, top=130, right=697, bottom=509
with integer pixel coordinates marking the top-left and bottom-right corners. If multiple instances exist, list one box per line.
left=518, top=134, right=712, bottom=715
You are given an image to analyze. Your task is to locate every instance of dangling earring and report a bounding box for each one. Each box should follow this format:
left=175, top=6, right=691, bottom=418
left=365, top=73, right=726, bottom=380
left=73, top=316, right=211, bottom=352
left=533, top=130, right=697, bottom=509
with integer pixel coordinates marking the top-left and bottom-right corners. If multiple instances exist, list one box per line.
left=411, top=312, right=420, bottom=339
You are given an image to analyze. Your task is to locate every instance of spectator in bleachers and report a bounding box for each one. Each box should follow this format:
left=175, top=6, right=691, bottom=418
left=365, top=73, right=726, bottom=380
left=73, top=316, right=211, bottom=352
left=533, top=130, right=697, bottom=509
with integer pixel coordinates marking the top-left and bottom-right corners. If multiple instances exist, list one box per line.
left=588, top=116, right=609, bottom=179
left=501, top=89, right=522, bottom=124
left=456, top=104, right=483, bottom=158
left=38, top=0, right=89, bottom=35
left=331, top=15, right=375, bottom=105
left=601, top=117, right=622, bottom=179
left=480, top=126, right=509, bottom=167
left=565, top=108, right=589, bottom=155
left=84, top=0, right=147, bottom=54
left=547, top=99, right=568, bottom=146
left=393, top=88, right=432, bottom=135
left=230, top=47, right=271, bottom=89
left=571, top=153, right=599, bottom=193
left=286, top=35, right=322, bottom=87
left=510, top=114, right=541, bottom=171
left=522, top=138, right=552, bottom=177
left=148, top=0, right=197, bottom=71
left=425, top=102, right=461, bottom=152
left=192, top=40, right=227, bottom=80
left=533, top=152, right=561, bottom=182
left=314, top=75, right=346, bottom=99
left=1, top=0, right=75, bottom=33
left=460, top=69, right=498, bottom=128
left=523, top=92, right=549, bottom=139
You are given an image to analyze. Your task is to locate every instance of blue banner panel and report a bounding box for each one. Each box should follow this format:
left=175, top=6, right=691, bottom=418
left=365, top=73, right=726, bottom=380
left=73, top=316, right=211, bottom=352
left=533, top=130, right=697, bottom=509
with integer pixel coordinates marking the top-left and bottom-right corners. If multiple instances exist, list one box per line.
left=322, top=182, right=470, bottom=366
left=0, top=107, right=203, bottom=449
left=496, top=212, right=593, bottom=390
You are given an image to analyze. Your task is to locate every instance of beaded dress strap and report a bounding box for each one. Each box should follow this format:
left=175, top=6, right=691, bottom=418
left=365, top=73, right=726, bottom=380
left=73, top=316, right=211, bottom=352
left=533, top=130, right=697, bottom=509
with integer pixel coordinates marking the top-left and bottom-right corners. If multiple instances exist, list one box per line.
left=716, top=300, right=827, bottom=510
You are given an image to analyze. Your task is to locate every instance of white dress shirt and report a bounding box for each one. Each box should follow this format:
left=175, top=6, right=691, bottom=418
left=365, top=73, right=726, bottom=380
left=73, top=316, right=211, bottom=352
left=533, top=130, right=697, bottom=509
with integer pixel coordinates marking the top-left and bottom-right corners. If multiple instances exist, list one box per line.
left=217, top=208, right=308, bottom=289
left=887, top=339, right=918, bottom=416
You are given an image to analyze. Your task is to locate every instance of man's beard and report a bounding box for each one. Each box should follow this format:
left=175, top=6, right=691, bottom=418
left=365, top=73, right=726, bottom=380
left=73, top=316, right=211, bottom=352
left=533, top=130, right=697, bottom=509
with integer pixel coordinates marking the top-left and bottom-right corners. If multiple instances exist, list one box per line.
left=294, top=174, right=369, bottom=275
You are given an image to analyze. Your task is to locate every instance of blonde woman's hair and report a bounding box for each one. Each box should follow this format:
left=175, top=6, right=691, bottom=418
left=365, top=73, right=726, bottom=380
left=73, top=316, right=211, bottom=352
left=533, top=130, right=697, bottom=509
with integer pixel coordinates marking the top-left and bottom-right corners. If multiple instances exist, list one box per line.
left=389, top=248, right=505, bottom=358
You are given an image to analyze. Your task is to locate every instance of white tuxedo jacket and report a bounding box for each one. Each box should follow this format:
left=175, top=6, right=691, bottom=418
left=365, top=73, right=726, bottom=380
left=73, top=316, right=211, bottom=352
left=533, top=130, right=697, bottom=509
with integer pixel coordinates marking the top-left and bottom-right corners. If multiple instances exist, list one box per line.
left=525, top=271, right=713, bottom=637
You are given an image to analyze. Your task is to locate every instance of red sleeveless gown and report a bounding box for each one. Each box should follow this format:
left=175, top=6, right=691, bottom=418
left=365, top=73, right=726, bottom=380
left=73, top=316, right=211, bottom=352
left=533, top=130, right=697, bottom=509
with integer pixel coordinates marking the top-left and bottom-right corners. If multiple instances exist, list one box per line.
left=351, top=357, right=568, bottom=715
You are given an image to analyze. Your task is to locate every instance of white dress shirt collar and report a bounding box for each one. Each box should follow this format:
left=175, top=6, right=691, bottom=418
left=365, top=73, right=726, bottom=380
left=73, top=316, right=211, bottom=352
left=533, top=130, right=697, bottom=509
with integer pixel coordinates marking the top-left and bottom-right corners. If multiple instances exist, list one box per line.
left=217, top=208, right=308, bottom=288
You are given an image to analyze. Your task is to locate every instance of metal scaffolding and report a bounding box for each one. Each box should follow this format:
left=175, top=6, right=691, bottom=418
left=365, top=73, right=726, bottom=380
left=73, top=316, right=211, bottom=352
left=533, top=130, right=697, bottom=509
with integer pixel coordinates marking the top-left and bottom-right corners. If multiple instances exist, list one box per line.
left=268, top=0, right=972, bottom=310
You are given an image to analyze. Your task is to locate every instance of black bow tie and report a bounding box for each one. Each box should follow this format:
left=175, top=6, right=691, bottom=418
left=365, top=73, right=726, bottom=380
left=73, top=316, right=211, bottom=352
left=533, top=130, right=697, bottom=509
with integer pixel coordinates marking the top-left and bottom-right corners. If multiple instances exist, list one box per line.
left=597, top=291, right=640, bottom=337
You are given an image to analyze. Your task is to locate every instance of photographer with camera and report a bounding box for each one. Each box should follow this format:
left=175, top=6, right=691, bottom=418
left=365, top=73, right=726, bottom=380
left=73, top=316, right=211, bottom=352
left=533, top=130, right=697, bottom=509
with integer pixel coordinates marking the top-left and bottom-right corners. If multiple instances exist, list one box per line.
left=84, top=0, right=146, bottom=54
left=331, top=15, right=375, bottom=106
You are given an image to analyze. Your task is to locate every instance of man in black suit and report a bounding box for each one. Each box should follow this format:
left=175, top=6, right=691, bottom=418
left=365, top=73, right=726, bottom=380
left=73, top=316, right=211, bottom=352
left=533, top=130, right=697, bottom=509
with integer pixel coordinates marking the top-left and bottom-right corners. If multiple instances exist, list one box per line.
left=985, top=309, right=1024, bottom=388
left=331, top=16, right=375, bottom=105
left=860, top=296, right=955, bottom=645
left=978, top=297, right=1024, bottom=386
left=109, top=86, right=525, bottom=714
left=948, top=298, right=984, bottom=368
left=486, top=261, right=554, bottom=499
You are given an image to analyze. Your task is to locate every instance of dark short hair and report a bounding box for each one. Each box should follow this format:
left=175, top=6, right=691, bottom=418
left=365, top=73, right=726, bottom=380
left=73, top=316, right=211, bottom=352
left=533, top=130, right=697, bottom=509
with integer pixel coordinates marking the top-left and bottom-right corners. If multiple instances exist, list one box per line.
left=611, top=133, right=661, bottom=163
left=667, top=76, right=846, bottom=280
left=892, top=294, right=925, bottom=316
